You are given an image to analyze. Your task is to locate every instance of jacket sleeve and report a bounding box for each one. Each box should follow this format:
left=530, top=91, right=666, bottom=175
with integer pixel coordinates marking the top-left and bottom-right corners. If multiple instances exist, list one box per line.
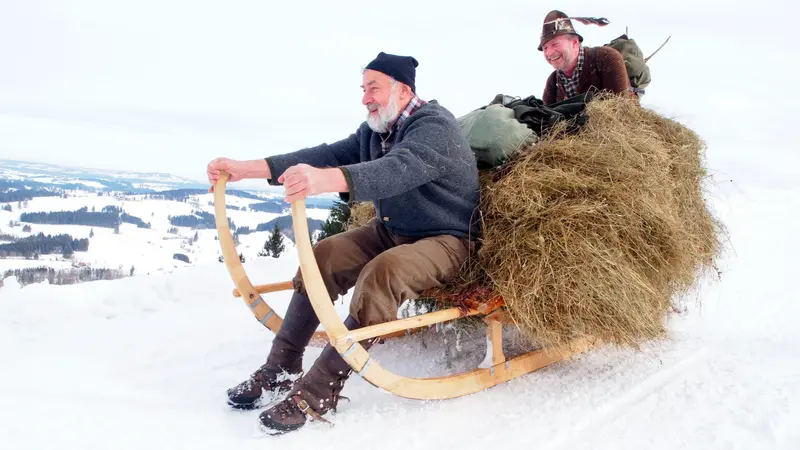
left=542, top=72, right=557, bottom=105
left=338, top=114, right=455, bottom=202
left=264, top=130, right=362, bottom=186
left=596, top=47, right=631, bottom=95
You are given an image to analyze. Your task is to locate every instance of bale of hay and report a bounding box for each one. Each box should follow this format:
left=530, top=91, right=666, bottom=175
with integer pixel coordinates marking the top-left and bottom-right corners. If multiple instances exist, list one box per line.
left=347, top=202, right=376, bottom=230
left=477, top=95, right=724, bottom=348
left=340, top=95, right=724, bottom=349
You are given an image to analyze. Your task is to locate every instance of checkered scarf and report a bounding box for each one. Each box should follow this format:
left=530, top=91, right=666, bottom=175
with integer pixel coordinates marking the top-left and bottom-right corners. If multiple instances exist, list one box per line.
left=380, top=94, right=426, bottom=153
left=556, top=46, right=584, bottom=98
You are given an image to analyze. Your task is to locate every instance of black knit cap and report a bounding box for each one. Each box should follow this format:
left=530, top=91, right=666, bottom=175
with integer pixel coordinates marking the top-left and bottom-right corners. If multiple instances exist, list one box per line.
left=364, top=52, right=419, bottom=92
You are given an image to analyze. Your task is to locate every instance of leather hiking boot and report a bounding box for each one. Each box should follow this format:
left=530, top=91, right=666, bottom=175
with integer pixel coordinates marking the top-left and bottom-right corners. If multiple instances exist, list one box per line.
left=227, top=291, right=321, bottom=410
left=226, top=365, right=301, bottom=410
left=259, top=315, right=375, bottom=435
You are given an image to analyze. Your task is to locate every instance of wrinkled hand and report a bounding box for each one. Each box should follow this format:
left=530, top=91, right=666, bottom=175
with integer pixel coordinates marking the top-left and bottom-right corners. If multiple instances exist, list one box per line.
left=207, top=158, right=269, bottom=192
left=207, top=158, right=243, bottom=192
left=279, top=164, right=346, bottom=203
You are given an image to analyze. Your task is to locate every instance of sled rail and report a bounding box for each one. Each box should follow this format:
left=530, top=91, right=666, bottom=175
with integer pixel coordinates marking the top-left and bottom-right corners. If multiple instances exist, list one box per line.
left=214, top=171, right=595, bottom=400
left=232, top=281, right=294, bottom=298
left=338, top=301, right=502, bottom=345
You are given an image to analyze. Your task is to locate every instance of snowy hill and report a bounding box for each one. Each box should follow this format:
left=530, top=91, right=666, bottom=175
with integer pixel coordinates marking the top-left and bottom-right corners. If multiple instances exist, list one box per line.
left=1, top=186, right=798, bottom=450
left=0, top=187, right=333, bottom=278
left=0, top=158, right=209, bottom=192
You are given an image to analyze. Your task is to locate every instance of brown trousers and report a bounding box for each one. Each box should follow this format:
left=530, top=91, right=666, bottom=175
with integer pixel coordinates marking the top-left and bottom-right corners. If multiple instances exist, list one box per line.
left=292, top=218, right=471, bottom=327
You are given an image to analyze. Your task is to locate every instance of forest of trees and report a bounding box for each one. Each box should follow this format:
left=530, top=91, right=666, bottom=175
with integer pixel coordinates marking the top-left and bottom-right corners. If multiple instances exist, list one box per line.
left=173, top=253, right=190, bottom=263
left=21, top=207, right=117, bottom=228
left=247, top=200, right=285, bottom=213
left=100, top=205, right=151, bottom=229
left=0, top=179, right=61, bottom=203
left=254, top=215, right=324, bottom=234
left=3, top=266, right=126, bottom=287
left=0, top=189, right=60, bottom=203
left=168, top=210, right=236, bottom=230
left=18, top=206, right=150, bottom=230
left=121, top=212, right=151, bottom=228
left=0, top=232, right=17, bottom=241
left=234, top=226, right=252, bottom=236
left=0, top=232, right=89, bottom=258
left=147, top=188, right=262, bottom=202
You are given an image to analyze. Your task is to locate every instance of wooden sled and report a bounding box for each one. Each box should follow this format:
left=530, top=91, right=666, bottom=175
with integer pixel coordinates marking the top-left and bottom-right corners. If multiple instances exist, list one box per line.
left=213, top=171, right=593, bottom=400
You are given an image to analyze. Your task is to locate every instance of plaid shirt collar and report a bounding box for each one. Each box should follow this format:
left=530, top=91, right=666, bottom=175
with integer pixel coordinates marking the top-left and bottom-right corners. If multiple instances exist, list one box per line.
left=380, top=94, right=426, bottom=153
left=556, top=46, right=584, bottom=98
left=393, top=94, right=426, bottom=131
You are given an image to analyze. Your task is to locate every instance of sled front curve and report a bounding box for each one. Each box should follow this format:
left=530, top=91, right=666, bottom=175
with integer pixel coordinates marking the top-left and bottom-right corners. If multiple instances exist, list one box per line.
left=289, top=199, right=593, bottom=400
left=212, top=171, right=328, bottom=341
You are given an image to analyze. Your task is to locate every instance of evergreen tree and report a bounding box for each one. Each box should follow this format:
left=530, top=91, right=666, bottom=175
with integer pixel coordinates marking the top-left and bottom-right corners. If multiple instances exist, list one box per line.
left=257, top=239, right=270, bottom=257
left=317, top=200, right=351, bottom=241
left=22, top=224, right=31, bottom=232
left=265, top=222, right=286, bottom=258
left=89, top=228, right=95, bottom=238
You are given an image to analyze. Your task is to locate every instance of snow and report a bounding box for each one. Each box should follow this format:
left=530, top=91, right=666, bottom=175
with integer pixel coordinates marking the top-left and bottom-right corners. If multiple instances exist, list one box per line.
left=1, top=191, right=331, bottom=275
left=1, top=0, right=798, bottom=446
left=1, top=185, right=798, bottom=449
left=72, top=180, right=107, bottom=189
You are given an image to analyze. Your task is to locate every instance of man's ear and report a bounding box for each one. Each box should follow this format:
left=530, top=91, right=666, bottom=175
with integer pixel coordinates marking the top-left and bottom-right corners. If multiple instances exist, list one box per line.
left=400, top=82, right=413, bottom=101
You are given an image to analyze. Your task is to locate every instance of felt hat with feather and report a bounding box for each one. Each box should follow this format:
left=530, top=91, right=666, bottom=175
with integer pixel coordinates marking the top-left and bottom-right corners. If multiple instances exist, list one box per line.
left=538, top=10, right=610, bottom=51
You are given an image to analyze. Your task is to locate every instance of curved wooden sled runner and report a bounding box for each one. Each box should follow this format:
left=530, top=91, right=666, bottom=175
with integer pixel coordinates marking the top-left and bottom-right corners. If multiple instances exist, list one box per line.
left=214, top=171, right=593, bottom=400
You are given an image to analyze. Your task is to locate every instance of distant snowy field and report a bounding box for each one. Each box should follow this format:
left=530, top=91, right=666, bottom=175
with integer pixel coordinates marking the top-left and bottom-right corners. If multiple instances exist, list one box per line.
left=0, top=190, right=331, bottom=276
left=1, top=184, right=798, bottom=450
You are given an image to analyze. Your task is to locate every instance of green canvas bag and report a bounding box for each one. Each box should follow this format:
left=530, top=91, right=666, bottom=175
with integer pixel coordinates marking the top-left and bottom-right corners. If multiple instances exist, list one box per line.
left=457, top=104, right=537, bottom=169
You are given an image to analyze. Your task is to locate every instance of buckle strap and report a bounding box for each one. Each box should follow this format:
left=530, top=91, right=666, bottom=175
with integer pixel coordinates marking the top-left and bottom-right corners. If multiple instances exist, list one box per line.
left=292, top=395, right=333, bottom=426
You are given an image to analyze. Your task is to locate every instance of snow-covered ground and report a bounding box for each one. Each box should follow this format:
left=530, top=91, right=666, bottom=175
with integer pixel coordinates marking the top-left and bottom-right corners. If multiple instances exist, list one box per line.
left=0, top=190, right=331, bottom=275
left=1, top=183, right=797, bottom=450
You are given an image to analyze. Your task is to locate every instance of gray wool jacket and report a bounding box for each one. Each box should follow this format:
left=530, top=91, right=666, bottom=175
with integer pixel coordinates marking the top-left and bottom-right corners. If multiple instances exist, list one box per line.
left=265, top=101, right=481, bottom=240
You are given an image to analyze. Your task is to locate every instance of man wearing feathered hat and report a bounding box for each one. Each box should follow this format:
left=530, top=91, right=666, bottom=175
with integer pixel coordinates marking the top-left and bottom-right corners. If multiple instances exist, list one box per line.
left=539, top=10, right=631, bottom=104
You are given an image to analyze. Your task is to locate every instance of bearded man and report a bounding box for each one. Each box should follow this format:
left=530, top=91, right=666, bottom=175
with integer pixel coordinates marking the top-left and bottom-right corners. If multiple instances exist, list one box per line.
left=540, top=10, right=631, bottom=104
left=206, top=51, right=480, bottom=435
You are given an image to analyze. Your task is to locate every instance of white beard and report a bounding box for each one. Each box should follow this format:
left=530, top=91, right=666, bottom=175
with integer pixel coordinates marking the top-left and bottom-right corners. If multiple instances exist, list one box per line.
left=366, top=86, right=401, bottom=133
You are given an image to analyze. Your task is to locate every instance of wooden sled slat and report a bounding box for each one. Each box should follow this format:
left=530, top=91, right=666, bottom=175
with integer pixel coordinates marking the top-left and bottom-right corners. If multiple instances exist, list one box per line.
left=338, top=301, right=501, bottom=345
left=289, top=200, right=594, bottom=400
left=213, top=173, right=594, bottom=401
left=232, top=280, right=293, bottom=298
left=212, top=173, right=330, bottom=341
left=353, top=337, right=592, bottom=400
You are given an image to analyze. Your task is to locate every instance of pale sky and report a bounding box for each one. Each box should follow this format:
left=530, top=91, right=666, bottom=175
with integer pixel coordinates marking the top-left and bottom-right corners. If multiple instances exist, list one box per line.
left=1, top=0, right=797, bottom=189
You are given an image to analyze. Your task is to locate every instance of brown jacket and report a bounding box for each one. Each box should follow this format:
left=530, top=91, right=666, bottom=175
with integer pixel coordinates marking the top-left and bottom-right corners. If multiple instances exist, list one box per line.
left=542, top=46, right=630, bottom=105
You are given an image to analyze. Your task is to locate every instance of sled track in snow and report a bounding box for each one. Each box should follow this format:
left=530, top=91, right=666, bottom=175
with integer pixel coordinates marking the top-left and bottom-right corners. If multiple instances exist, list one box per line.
left=540, top=300, right=785, bottom=450
left=540, top=346, right=711, bottom=450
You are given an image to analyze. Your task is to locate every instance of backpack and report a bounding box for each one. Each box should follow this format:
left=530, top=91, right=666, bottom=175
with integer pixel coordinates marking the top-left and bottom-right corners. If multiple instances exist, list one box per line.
left=604, top=34, right=651, bottom=94
left=457, top=93, right=591, bottom=169
left=457, top=104, right=537, bottom=169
